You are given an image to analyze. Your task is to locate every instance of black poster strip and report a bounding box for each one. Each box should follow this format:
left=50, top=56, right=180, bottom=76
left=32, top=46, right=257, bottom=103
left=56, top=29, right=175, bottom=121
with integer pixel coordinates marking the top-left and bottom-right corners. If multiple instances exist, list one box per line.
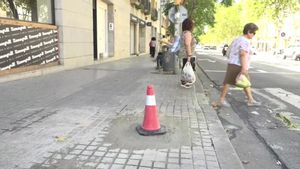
left=0, top=24, right=59, bottom=71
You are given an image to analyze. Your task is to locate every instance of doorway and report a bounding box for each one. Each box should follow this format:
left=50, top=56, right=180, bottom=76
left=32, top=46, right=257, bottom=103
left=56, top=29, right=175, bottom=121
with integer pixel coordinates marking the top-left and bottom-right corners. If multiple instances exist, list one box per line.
left=96, top=0, right=108, bottom=59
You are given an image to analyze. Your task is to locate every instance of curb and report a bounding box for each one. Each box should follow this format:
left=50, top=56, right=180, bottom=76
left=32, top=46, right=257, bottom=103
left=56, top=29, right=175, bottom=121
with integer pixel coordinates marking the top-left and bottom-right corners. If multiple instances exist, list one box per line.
left=195, top=63, right=244, bottom=169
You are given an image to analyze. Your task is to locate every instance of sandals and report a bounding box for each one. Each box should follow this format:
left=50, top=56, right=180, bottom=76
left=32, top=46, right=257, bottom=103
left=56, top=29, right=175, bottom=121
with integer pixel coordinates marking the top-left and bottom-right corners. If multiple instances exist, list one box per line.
left=211, top=101, right=230, bottom=109
left=247, top=100, right=261, bottom=107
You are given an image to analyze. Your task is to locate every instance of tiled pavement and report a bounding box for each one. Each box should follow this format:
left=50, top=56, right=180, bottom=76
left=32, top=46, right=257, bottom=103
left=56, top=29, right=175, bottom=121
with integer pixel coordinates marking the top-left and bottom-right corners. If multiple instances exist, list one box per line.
left=0, top=56, right=243, bottom=169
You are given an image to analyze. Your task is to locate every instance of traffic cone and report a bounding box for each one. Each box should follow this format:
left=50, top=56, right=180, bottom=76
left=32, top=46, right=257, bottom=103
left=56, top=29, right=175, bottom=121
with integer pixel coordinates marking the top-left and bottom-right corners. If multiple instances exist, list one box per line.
left=136, top=85, right=166, bottom=136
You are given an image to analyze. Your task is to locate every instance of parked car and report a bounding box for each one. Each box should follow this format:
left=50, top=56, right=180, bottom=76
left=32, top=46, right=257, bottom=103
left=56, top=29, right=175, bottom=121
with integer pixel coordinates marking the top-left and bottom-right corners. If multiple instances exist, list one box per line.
left=283, top=44, right=300, bottom=60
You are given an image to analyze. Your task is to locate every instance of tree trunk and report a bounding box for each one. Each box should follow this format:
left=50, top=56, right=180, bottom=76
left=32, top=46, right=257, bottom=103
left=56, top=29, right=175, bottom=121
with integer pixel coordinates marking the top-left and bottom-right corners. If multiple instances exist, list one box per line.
left=31, top=1, right=38, bottom=22
left=7, top=0, right=19, bottom=19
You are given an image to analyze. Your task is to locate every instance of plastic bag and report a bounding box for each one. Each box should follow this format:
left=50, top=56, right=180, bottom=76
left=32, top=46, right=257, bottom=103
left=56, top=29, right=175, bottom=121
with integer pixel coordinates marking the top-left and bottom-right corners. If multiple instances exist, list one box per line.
left=181, top=62, right=196, bottom=84
left=235, top=74, right=251, bottom=88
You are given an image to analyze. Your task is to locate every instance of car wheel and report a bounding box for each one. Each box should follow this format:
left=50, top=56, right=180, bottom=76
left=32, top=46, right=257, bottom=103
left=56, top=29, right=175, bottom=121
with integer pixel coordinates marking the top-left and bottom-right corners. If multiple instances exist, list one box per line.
left=283, top=56, right=287, bottom=59
left=296, top=55, right=300, bottom=61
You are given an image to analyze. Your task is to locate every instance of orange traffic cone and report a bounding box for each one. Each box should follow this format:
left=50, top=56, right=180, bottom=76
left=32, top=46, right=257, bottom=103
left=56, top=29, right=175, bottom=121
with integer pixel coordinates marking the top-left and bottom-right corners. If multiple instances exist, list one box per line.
left=136, top=85, right=166, bottom=136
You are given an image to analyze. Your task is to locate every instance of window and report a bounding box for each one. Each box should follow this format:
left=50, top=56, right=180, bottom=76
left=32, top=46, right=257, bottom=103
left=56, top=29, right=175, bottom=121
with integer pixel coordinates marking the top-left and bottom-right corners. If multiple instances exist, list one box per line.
left=0, top=0, right=54, bottom=24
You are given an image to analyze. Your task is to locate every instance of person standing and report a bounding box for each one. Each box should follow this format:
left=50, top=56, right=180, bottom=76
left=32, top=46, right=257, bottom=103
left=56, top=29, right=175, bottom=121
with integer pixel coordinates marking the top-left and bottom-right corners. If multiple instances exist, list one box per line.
left=156, top=35, right=172, bottom=69
left=149, top=37, right=156, bottom=58
left=179, top=18, right=197, bottom=88
left=212, top=23, right=260, bottom=108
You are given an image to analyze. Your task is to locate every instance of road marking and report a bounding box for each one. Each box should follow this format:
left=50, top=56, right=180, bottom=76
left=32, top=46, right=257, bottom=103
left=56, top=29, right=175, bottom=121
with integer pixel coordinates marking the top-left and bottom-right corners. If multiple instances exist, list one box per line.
left=204, top=69, right=300, bottom=75
left=264, top=88, right=300, bottom=109
left=204, top=70, right=226, bottom=73
left=252, top=89, right=287, bottom=110
left=257, top=69, right=267, bottom=73
left=197, top=59, right=216, bottom=63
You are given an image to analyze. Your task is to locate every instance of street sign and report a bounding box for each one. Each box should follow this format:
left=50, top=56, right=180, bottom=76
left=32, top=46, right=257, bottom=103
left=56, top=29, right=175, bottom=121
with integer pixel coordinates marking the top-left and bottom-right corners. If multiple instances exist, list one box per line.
left=168, top=5, right=188, bottom=23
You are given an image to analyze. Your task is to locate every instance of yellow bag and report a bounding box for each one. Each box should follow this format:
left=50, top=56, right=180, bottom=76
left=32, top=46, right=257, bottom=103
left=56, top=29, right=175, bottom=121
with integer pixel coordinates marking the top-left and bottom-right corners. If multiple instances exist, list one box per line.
left=235, top=74, right=251, bottom=88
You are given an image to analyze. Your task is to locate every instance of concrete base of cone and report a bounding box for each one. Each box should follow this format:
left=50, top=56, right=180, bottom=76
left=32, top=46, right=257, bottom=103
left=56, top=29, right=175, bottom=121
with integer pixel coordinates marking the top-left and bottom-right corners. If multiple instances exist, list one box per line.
left=136, top=125, right=167, bottom=136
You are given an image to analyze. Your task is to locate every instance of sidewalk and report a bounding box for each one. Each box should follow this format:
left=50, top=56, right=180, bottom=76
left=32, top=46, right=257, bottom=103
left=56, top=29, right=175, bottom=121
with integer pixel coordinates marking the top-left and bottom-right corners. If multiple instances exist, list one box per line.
left=0, top=56, right=243, bottom=169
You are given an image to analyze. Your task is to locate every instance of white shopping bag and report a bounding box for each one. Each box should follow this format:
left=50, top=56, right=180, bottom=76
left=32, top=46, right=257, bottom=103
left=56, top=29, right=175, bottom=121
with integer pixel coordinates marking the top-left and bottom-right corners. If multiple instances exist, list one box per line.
left=181, top=62, right=196, bottom=84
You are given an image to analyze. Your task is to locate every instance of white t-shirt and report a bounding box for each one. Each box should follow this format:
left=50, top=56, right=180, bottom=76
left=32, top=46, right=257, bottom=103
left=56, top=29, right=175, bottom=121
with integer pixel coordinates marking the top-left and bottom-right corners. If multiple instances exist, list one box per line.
left=228, top=36, right=251, bottom=69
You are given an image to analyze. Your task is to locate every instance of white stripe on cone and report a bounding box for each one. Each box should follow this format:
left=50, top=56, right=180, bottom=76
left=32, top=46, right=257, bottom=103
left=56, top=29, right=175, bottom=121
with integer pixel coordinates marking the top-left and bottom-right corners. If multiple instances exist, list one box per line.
left=146, top=95, right=156, bottom=106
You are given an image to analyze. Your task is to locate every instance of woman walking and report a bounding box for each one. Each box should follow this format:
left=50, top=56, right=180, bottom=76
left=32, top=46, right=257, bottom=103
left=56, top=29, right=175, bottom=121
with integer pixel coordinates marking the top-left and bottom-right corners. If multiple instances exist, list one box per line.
left=212, top=23, right=261, bottom=108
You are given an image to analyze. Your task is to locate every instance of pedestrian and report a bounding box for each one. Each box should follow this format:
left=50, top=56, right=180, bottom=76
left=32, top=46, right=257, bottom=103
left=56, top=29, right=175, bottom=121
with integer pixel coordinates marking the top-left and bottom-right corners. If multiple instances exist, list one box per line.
left=212, top=23, right=261, bottom=108
left=149, top=37, right=156, bottom=58
left=179, top=18, right=197, bottom=88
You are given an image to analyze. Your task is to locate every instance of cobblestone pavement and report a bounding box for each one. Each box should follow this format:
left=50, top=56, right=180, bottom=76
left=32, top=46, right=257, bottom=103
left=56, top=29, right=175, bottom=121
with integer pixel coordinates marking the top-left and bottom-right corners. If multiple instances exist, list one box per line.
left=0, top=56, right=242, bottom=169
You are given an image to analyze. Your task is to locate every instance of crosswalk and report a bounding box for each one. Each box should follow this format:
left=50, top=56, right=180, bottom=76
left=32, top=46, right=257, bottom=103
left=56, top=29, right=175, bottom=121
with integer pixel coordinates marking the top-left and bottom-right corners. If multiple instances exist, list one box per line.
left=263, top=88, right=300, bottom=110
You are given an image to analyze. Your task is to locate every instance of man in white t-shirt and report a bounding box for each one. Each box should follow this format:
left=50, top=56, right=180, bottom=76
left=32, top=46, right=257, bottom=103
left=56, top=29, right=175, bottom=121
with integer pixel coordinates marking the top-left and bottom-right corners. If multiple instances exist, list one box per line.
left=212, top=23, right=260, bottom=108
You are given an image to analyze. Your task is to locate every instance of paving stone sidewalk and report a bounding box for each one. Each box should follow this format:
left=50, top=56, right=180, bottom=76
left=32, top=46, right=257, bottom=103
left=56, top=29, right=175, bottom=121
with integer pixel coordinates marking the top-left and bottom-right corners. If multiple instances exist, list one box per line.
left=0, top=56, right=243, bottom=169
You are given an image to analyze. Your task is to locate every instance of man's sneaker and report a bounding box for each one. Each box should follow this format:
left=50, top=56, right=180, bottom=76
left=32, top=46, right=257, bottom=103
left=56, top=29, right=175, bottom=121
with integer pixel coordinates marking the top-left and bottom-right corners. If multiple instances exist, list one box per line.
left=247, top=101, right=261, bottom=107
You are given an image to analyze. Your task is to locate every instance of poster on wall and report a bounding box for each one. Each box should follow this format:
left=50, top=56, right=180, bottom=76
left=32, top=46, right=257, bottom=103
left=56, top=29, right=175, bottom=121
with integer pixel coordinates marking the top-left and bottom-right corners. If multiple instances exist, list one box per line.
left=0, top=24, right=59, bottom=71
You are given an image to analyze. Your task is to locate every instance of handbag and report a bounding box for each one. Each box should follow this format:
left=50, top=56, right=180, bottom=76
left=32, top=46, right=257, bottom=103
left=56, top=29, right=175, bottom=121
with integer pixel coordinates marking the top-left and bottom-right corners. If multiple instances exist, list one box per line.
left=235, top=74, right=251, bottom=88
left=181, top=62, right=196, bottom=84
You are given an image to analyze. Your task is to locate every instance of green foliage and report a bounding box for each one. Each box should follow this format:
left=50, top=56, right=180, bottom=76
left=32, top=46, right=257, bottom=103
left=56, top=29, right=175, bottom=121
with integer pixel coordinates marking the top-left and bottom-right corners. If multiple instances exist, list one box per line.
left=257, top=0, right=300, bottom=20
left=163, top=0, right=216, bottom=39
left=0, top=0, right=36, bottom=19
left=200, top=0, right=300, bottom=44
left=221, top=0, right=233, bottom=7
left=200, top=4, right=243, bottom=44
left=185, top=0, right=216, bottom=38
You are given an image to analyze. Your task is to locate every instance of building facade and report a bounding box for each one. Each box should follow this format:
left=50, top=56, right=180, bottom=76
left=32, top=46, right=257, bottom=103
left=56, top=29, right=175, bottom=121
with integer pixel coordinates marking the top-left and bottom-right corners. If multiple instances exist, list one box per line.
left=0, top=0, right=164, bottom=79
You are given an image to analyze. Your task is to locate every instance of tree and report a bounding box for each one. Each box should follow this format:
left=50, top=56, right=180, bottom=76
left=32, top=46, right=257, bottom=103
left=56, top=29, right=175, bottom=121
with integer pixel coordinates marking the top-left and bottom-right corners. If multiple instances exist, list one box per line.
left=163, top=0, right=216, bottom=38
left=0, top=0, right=37, bottom=21
left=257, top=0, right=300, bottom=20
left=200, top=4, right=243, bottom=44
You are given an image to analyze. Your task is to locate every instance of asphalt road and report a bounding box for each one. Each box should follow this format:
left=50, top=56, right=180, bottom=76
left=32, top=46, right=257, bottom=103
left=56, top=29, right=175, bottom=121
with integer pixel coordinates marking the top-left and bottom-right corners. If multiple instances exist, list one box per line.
left=195, top=50, right=300, bottom=169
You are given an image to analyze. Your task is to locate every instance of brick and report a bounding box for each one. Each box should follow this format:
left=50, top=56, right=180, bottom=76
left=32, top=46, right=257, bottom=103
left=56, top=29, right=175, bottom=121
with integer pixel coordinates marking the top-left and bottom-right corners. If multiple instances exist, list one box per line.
left=181, top=164, right=193, bottom=169
left=133, top=150, right=144, bottom=154
left=96, top=163, right=110, bottom=169
left=140, top=160, right=152, bottom=167
left=168, top=158, right=179, bottom=164
left=70, top=149, right=82, bottom=155
left=86, top=146, right=98, bottom=150
left=181, top=158, right=193, bottom=164
left=103, top=143, right=112, bottom=147
left=98, top=146, right=108, bottom=151
left=121, top=149, right=129, bottom=153
left=168, top=153, right=179, bottom=158
left=111, top=164, right=124, bottom=169
left=153, top=162, right=165, bottom=168
left=82, top=150, right=94, bottom=156
left=180, top=153, right=192, bottom=159
left=115, top=158, right=127, bottom=164
left=84, top=162, right=98, bottom=167
left=64, top=154, right=76, bottom=160
left=167, top=163, right=180, bottom=169
left=124, top=166, right=137, bottom=169
left=94, top=151, right=106, bottom=157
left=127, top=159, right=139, bottom=165
left=75, top=145, right=86, bottom=150
left=78, top=155, right=89, bottom=161
left=130, top=154, right=142, bottom=160
left=102, top=157, right=114, bottom=163
left=118, top=153, right=129, bottom=158
left=105, top=152, right=117, bottom=158
left=109, top=148, right=120, bottom=153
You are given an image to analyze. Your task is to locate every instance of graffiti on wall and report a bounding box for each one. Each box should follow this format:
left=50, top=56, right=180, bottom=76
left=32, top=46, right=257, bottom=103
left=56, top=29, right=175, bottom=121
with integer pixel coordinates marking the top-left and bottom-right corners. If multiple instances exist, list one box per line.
left=0, top=24, right=59, bottom=71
